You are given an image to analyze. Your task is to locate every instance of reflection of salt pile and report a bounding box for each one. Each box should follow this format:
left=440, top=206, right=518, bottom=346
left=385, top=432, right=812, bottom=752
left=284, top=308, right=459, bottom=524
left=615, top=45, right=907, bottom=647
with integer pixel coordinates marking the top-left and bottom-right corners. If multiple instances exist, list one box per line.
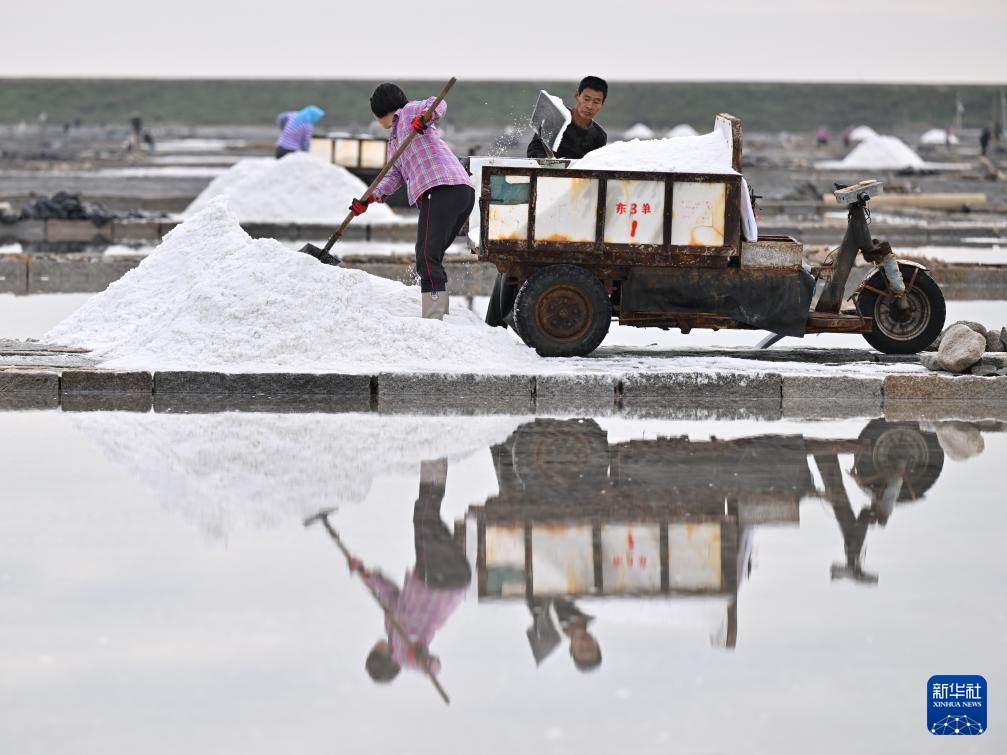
left=183, top=152, right=401, bottom=224
left=71, top=412, right=526, bottom=539
left=815, top=135, right=927, bottom=171
left=46, top=200, right=540, bottom=372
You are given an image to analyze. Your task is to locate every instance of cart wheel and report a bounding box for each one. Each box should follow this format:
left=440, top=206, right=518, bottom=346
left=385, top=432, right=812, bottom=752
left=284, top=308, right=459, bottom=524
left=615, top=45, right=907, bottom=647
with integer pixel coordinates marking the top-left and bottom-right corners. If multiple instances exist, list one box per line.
left=857, top=265, right=945, bottom=354
left=852, top=419, right=944, bottom=503
left=513, top=265, right=611, bottom=357
left=510, top=418, right=609, bottom=502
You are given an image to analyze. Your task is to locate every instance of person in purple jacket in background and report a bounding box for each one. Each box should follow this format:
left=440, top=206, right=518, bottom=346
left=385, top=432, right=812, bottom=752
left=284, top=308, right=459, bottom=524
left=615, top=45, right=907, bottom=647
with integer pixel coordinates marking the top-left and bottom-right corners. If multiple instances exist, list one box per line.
left=348, top=83, right=474, bottom=320
left=275, top=105, right=325, bottom=158
left=276, top=110, right=297, bottom=132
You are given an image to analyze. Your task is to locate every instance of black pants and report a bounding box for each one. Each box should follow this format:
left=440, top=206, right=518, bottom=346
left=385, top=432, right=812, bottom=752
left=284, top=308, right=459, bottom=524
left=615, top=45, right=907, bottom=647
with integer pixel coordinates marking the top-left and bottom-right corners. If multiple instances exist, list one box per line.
left=413, top=474, right=472, bottom=590
left=415, top=184, right=475, bottom=293
left=275, top=146, right=295, bottom=159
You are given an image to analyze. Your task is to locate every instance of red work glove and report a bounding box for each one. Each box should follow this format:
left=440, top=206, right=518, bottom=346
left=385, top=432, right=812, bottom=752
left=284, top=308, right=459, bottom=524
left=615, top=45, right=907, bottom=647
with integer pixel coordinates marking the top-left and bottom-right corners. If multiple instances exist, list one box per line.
left=411, top=115, right=428, bottom=135
left=349, top=197, right=370, bottom=216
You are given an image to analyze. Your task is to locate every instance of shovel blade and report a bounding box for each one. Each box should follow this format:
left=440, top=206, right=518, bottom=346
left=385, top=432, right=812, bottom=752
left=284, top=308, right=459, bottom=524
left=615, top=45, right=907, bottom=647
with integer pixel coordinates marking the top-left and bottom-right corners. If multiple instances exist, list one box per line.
left=530, top=90, right=571, bottom=154
left=297, top=242, right=341, bottom=266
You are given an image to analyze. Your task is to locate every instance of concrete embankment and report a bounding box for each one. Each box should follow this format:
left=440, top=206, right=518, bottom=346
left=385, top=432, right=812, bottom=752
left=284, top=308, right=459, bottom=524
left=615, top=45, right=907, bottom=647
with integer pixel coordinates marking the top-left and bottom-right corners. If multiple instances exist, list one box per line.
left=3, top=365, right=1006, bottom=418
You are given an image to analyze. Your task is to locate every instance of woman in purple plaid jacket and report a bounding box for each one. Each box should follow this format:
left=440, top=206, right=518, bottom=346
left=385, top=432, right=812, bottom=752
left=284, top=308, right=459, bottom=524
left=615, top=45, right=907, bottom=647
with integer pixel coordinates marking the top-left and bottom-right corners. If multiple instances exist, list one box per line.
left=349, top=83, right=474, bottom=320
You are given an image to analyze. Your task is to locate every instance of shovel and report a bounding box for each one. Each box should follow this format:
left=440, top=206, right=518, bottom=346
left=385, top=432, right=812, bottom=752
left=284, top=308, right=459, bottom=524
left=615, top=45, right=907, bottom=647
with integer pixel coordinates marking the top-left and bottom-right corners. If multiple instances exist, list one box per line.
left=529, top=89, right=571, bottom=159
left=304, top=508, right=451, bottom=705
left=298, top=76, right=458, bottom=266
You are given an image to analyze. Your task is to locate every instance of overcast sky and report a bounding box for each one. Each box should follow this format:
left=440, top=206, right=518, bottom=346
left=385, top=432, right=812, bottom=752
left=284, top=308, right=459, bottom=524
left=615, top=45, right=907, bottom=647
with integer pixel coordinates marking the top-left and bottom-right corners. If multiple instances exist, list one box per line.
left=3, top=0, right=1005, bottom=83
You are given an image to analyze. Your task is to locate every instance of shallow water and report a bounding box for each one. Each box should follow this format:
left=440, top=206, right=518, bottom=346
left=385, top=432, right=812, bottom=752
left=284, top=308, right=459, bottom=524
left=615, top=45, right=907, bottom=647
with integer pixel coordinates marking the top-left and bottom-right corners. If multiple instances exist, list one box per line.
left=1, top=409, right=1003, bottom=754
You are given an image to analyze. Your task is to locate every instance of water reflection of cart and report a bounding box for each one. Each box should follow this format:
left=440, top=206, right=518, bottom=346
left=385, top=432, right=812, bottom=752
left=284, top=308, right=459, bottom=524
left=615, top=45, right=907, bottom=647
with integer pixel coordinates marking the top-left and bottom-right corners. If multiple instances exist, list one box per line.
left=475, top=115, right=946, bottom=356
left=462, top=417, right=950, bottom=649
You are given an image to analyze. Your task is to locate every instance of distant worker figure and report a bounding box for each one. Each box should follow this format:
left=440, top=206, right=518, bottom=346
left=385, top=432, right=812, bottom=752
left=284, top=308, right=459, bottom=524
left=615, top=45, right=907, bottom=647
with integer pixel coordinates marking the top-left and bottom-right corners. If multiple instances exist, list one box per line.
left=276, top=110, right=297, bottom=132
left=816, top=126, right=829, bottom=147
left=349, top=83, right=474, bottom=320
left=130, top=112, right=142, bottom=147
left=980, top=125, right=993, bottom=156
left=275, top=105, right=325, bottom=159
left=527, top=76, right=608, bottom=159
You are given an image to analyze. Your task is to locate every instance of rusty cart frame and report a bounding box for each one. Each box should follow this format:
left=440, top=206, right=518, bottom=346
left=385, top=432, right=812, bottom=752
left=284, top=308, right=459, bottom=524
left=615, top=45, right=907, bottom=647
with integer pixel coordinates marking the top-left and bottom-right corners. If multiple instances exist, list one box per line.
left=474, top=114, right=946, bottom=357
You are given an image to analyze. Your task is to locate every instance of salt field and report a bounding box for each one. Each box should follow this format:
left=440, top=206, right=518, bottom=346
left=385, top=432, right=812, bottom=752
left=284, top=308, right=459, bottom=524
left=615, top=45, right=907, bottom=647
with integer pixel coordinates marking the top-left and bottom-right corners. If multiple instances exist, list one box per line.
left=2, top=12, right=1006, bottom=752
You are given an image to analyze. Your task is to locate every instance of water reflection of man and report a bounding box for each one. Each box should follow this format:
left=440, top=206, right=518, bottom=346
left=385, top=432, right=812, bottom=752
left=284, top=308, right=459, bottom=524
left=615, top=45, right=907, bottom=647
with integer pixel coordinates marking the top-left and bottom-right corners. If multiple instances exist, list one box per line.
left=352, top=459, right=472, bottom=683
left=527, top=598, right=602, bottom=671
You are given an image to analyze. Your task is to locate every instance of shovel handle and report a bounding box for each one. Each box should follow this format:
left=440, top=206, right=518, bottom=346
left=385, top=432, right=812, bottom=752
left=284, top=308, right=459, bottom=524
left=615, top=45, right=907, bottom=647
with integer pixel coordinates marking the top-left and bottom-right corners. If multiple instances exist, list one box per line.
left=307, top=511, right=452, bottom=705
left=322, top=77, right=458, bottom=253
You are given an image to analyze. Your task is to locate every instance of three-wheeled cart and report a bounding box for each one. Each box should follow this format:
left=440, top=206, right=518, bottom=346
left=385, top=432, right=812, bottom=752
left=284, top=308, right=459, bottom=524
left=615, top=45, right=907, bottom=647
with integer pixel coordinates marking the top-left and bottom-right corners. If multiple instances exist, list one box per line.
left=473, top=115, right=945, bottom=357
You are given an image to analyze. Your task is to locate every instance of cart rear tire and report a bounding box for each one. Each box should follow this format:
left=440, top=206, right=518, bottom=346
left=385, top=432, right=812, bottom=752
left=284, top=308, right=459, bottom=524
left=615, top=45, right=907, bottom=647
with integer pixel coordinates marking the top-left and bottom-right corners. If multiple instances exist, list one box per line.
left=857, top=265, right=945, bottom=354
left=513, top=265, right=611, bottom=357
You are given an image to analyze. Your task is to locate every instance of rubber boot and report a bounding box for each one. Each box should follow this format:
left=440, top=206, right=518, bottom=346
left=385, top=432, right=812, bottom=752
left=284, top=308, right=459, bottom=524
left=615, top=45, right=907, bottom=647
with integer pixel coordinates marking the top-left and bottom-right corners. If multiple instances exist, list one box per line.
left=422, top=291, right=449, bottom=320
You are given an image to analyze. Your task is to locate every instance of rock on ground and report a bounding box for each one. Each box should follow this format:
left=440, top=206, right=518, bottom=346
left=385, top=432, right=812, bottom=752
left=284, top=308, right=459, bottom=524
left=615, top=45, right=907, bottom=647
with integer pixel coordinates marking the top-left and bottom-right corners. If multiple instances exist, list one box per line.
left=985, top=331, right=1005, bottom=352
left=936, top=324, right=986, bottom=373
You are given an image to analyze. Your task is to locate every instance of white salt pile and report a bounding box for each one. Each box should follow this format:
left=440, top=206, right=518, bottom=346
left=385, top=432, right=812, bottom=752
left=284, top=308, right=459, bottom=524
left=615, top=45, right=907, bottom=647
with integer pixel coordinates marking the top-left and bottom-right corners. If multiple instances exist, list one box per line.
left=46, top=199, right=540, bottom=373
left=182, top=152, right=402, bottom=224
left=815, top=135, right=927, bottom=171
left=575, top=127, right=737, bottom=174
left=847, top=125, right=879, bottom=143
left=623, top=122, right=656, bottom=140
left=920, top=128, right=960, bottom=145
left=665, top=124, right=698, bottom=138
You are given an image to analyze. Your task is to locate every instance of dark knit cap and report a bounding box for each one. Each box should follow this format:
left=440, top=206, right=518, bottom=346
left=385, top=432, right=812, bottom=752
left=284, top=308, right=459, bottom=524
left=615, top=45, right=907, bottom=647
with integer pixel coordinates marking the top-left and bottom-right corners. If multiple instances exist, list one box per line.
left=370, top=83, right=408, bottom=117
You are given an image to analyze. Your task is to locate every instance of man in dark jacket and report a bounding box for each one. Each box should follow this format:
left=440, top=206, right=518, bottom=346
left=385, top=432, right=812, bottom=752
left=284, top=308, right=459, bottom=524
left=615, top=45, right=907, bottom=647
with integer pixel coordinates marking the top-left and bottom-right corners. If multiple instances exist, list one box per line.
left=527, top=76, right=608, bottom=159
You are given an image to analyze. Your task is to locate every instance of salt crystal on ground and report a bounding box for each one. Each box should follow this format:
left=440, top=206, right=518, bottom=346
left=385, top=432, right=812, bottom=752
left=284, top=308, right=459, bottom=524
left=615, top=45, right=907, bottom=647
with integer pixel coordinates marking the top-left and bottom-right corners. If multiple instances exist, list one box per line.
left=182, top=152, right=403, bottom=224
left=45, top=199, right=539, bottom=373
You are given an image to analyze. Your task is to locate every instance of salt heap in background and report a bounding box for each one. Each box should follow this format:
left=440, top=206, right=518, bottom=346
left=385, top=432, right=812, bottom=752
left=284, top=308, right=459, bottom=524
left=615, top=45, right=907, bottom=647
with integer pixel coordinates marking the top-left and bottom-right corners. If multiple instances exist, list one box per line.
left=815, top=135, right=927, bottom=171
left=665, top=124, right=699, bottom=138
left=623, top=122, right=656, bottom=140
left=847, top=125, right=879, bottom=143
left=182, top=152, right=401, bottom=224
left=919, top=128, right=960, bottom=146
left=46, top=199, right=539, bottom=373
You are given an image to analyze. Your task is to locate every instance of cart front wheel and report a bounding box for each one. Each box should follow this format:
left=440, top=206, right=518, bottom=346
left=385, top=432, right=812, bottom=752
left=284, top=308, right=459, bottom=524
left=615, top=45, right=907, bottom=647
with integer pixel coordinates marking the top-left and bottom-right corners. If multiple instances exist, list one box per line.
left=513, top=265, right=612, bottom=357
left=857, top=265, right=945, bottom=354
